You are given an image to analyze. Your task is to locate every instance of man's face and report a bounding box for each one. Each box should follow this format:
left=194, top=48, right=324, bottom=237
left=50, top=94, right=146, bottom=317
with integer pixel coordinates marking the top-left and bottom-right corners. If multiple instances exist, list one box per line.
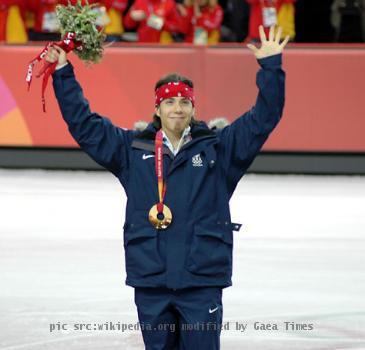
left=156, top=97, right=194, bottom=135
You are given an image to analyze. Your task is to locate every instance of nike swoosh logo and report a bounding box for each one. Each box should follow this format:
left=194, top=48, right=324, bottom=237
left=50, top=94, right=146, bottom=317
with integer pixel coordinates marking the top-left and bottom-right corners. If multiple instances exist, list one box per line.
left=209, top=306, right=219, bottom=314
left=142, top=154, right=155, bottom=160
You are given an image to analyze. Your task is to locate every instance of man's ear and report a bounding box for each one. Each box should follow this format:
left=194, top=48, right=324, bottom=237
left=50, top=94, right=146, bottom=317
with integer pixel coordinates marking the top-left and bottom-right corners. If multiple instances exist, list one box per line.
left=155, top=106, right=160, bottom=117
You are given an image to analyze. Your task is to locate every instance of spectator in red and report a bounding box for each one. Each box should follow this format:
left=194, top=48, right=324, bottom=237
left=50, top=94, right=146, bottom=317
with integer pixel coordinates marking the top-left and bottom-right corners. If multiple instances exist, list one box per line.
left=246, top=0, right=295, bottom=42
left=0, top=0, right=27, bottom=43
left=26, top=0, right=64, bottom=41
left=179, top=0, right=223, bottom=44
left=27, top=0, right=111, bottom=41
left=102, top=0, right=128, bottom=41
left=124, top=0, right=183, bottom=43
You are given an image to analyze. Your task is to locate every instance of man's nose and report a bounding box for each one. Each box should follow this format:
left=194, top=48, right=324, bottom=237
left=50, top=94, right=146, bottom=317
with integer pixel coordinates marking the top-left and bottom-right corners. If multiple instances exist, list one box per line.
left=174, top=102, right=183, bottom=113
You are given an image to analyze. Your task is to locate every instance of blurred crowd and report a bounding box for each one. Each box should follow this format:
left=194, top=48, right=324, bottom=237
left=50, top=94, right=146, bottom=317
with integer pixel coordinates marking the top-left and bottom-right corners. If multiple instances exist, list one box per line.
left=0, top=0, right=364, bottom=44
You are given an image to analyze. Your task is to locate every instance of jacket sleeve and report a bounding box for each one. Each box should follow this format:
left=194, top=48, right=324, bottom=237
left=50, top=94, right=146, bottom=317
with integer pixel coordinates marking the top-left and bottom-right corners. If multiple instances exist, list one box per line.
left=52, top=62, right=133, bottom=176
left=218, top=53, right=285, bottom=193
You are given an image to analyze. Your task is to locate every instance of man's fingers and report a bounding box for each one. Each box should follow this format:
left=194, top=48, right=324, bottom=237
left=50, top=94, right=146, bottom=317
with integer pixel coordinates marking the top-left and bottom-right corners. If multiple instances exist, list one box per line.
left=280, top=35, right=290, bottom=49
left=247, top=43, right=259, bottom=54
left=269, top=25, right=275, bottom=42
left=49, top=47, right=58, bottom=55
left=44, top=46, right=57, bottom=62
left=275, top=26, right=282, bottom=43
left=45, top=53, right=58, bottom=63
left=259, top=25, right=267, bottom=43
left=52, top=45, right=65, bottom=54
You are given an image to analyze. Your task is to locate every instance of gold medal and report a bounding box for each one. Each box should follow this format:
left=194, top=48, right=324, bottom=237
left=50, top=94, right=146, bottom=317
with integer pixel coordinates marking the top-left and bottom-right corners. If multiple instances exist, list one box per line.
left=149, top=204, right=172, bottom=230
left=149, top=129, right=173, bottom=229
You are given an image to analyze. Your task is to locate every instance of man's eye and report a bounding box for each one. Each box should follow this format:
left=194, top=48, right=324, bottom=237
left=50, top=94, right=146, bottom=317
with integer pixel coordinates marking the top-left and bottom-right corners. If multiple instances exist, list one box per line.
left=182, top=100, right=190, bottom=105
left=166, top=100, right=173, bottom=104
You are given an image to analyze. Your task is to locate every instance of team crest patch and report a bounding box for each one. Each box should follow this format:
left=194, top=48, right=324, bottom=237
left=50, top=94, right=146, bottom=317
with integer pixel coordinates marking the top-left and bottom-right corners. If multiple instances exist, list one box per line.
left=192, top=154, right=203, bottom=167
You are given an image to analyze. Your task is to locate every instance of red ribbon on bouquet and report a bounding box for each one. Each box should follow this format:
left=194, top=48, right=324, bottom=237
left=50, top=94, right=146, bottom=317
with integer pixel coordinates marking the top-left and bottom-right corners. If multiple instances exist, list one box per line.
left=26, top=32, right=82, bottom=112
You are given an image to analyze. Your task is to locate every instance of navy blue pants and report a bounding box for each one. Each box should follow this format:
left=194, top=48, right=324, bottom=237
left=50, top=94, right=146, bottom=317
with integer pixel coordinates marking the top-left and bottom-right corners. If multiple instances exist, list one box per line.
left=134, top=287, right=223, bottom=350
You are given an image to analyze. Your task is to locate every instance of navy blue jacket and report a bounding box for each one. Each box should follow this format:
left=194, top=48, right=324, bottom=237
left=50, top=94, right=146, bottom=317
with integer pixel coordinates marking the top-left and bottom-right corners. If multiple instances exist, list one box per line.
left=52, top=53, right=285, bottom=289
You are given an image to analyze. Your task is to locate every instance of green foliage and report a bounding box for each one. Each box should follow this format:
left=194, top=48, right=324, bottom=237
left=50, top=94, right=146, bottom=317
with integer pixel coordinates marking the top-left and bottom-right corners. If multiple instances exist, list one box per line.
left=56, top=0, right=106, bottom=64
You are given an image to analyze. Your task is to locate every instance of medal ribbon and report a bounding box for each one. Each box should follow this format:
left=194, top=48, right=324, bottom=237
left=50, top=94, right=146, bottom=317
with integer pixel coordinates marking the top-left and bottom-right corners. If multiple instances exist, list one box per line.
left=26, top=32, right=81, bottom=112
left=155, top=130, right=167, bottom=214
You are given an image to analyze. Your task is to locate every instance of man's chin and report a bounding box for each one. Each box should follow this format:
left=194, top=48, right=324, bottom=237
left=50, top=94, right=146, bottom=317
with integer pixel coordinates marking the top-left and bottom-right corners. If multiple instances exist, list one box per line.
left=171, top=122, right=187, bottom=130
left=173, top=125, right=188, bottom=133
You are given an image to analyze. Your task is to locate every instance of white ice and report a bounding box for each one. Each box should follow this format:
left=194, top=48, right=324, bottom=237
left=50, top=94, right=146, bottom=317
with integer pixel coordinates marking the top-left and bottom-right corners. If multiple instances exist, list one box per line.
left=0, top=169, right=364, bottom=350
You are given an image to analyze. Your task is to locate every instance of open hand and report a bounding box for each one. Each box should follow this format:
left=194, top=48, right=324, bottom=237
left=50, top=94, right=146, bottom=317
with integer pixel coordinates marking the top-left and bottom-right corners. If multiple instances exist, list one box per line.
left=247, top=26, right=289, bottom=59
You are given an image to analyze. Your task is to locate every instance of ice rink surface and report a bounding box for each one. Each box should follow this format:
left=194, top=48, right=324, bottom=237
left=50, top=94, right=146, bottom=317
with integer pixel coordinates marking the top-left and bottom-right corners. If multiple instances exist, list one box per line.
left=0, top=169, right=364, bottom=350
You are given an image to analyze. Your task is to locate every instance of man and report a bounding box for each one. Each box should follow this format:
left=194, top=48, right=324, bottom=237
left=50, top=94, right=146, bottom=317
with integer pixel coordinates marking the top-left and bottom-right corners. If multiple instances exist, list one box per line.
left=46, top=25, right=289, bottom=350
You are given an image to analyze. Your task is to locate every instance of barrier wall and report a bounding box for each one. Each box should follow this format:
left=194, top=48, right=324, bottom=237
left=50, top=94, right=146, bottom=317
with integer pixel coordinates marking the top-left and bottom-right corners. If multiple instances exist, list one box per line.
left=1, top=44, right=365, bottom=152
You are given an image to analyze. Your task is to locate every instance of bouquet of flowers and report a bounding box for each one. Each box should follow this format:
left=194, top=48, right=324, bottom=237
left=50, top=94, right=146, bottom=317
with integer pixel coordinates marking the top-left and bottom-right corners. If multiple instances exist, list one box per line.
left=26, top=0, right=107, bottom=112
left=56, top=0, right=106, bottom=64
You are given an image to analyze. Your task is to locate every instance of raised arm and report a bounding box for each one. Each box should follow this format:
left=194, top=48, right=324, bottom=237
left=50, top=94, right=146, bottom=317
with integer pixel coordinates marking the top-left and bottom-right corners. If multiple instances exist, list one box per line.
left=218, top=26, right=289, bottom=194
left=47, top=46, right=133, bottom=176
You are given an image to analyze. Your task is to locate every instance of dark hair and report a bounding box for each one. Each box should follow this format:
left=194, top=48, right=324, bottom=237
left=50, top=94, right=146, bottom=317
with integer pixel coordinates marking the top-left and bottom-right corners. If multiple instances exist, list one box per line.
left=154, top=72, right=194, bottom=90
left=153, top=72, right=199, bottom=128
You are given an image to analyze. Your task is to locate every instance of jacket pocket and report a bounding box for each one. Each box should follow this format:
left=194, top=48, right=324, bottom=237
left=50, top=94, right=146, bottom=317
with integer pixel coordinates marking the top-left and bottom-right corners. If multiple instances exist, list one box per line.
left=124, top=224, right=165, bottom=278
left=186, top=224, right=233, bottom=277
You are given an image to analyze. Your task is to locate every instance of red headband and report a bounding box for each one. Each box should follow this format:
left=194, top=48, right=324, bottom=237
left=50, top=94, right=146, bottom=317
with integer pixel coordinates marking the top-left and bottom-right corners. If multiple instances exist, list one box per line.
left=155, top=82, right=195, bottom=107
